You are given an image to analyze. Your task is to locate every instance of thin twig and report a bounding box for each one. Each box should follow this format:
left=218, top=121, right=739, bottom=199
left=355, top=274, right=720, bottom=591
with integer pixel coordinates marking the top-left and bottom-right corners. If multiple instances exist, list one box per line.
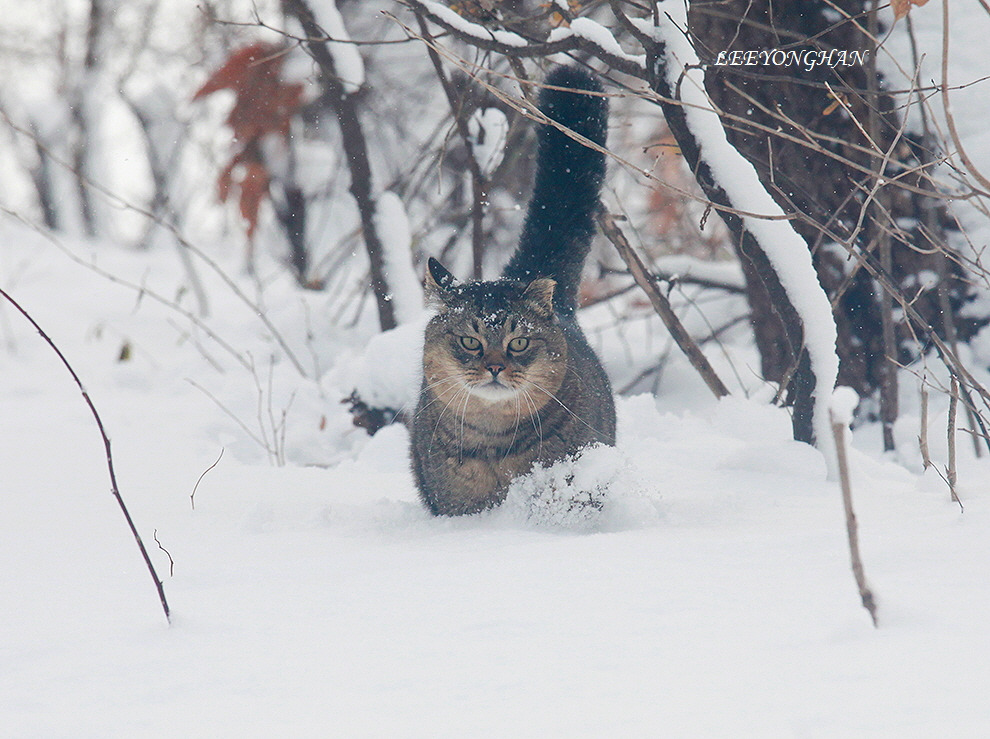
left=947, top=375, right=962, bottom=508
left=919, top=383, right=932, bottom=470
left=191, top=448, right=225, bottom=510
left=0, top=114, right=309, bottom=377
left=866, top=0, right=898, bottom=453
left=907, top=12, right=985, bottom=459
left=0, top=287, right=171, bottom=624
left=830, top=406, right=879, bottom=628
left=186, top=378, right=270, bottom=453
left=1, top=207, right=252, bottom=374
left=414, top=11, right=490, bottom=279
left=940, top=0, right=990, bottom=194
left=153, top=530, right=175, bottom=577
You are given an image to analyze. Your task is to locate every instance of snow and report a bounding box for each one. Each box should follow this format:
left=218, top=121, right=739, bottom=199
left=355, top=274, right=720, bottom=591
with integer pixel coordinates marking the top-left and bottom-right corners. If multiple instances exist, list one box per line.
left=337, top=309, right=431, bottom=411
left=3, top=216, right=990, bottom=735
left=500, top=443, right=661, bottom=531
left=467, top=107, right=508, bottom=178
left=372, top=190, right=423, bottom=324
left=309, top=0, right=364, bottom=94
left=3, top=1, right=990, bottom=735
left=550, top=17, right=647, bottom=71
left=830, top=385, right=861, bottom=426
left=417, top=1, right=530, bottom=48
left=653, top=4, right=841, bottom=476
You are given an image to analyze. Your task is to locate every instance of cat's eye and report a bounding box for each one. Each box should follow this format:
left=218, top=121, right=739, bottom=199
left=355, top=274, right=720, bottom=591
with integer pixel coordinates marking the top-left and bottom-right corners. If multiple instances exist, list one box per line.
left=460, top=336, right=482, bottom=352
left=507, top=337, right=530, bottom=354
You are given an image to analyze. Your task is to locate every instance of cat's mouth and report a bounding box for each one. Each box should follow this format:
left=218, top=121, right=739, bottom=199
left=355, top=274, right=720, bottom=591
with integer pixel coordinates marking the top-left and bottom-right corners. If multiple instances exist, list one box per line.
left=467, top=378, right=518, bottom=402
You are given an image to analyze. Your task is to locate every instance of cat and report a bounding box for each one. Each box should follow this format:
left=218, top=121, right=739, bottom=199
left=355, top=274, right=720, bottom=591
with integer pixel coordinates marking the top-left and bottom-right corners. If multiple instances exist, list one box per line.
left=411, top=65, right=616, bottom=516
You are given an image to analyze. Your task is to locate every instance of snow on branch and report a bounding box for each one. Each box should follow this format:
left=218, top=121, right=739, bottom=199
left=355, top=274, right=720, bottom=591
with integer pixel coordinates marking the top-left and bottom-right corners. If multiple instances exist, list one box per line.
left=416, top=0, right=530, bottom=47
left=647, top=3, right=839, bottom=472
left=547, top=17, right=646, bottom=71
left=401, top=0, right=645, bottom=76
left=309, top=0, right=365, bottom=93
left=373, top=191, right=423, bottom=324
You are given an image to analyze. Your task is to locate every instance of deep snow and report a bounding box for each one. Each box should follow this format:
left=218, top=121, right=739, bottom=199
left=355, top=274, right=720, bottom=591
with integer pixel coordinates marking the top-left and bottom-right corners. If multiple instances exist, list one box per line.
left=3, top=214, right=990, bottom=737
left=3, top=1, right=990, bottom=737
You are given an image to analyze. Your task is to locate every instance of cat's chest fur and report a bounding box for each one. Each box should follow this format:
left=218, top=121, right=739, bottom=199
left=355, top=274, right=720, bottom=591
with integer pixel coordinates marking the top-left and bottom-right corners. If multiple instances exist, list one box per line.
left=412, top=315, right=613, bottom=516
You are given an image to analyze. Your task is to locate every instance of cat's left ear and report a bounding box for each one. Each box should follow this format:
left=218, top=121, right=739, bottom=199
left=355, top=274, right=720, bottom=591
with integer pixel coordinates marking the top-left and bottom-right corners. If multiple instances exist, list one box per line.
left=424, top=257, right=457, bottom=306
left=522, top=278, right=556, bottom=317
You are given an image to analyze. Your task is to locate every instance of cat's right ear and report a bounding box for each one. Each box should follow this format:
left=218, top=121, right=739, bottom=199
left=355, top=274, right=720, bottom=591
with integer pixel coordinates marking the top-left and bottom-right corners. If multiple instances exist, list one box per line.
left=424, top=257, right=457, bottom=306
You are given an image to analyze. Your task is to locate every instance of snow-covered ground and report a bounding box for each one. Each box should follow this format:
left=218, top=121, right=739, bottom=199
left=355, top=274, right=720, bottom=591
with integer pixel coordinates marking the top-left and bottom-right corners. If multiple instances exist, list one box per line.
left=2, top=216, right=990, bottom=736
left=3, top=2, right=990, bottom=737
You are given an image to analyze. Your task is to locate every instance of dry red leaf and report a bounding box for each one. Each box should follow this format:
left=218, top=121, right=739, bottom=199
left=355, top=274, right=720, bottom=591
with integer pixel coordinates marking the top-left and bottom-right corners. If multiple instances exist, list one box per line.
left=218, top=146, right=270, bottom=240
left=891, top=0, right=930, bottom=21
left=193, top=43, right=278, bottom=99
left=194, top=43, right=304, bottom=242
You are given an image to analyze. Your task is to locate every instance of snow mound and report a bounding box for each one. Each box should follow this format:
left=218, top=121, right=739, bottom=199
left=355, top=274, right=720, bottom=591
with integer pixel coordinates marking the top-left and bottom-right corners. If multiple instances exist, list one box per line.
left=499, top=443, right=661, bottom=531
left=335, top=310, right=430, bottom=411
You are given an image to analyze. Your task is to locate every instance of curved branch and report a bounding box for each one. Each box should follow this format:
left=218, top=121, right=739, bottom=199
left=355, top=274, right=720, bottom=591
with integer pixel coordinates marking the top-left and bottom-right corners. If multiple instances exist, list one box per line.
left=643, top=14, right=838, bottom=451
left=0, top=287, right=171, bottom=624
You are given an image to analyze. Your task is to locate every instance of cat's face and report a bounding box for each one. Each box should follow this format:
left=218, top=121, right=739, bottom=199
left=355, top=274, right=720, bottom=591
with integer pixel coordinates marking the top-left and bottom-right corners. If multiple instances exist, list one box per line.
left=422, top=259, right=568, bottom=408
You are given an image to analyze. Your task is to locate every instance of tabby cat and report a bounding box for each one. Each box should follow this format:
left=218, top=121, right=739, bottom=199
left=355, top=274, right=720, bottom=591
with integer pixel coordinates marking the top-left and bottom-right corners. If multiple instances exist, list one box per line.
left=411, top=66, right=616, bottom=516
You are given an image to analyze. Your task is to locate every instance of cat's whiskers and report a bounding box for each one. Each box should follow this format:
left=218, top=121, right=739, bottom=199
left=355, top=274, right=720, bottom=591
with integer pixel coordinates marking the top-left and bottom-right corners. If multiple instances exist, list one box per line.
left=519, top=385, right=544, bottom=457
left=524, top=379, right=606, bottom=439
left=387, top=375, right=460, bottom=426
left=411, top=376, right=465, bottom=420
left=428, top=383, right=469, bottom=455
left=500, top=389, right=523, bottom=463
left=456, top=379, right=473, bottom=463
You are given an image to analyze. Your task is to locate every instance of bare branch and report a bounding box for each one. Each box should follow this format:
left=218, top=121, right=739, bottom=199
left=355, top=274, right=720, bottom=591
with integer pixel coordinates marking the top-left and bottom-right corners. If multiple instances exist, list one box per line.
left=0, top=287, right=171, bottom=624
left=283, top=0, right=397, bottom=331
left=947, top=375, right=962, bottom=509
left=413, top=11, right=489, bottom=279
left=940, top=0, right=990, bottom=194
left=153, top=530, right=175, bottom=578
left=920, top=384, right=932, bottom=470
left=0, top=113, right=309, bottom=377
left=830, top=403, right=879, bottom=628
left=598, top=209, right=730, bottom=399
left=191, top=448, right=225, bottom=511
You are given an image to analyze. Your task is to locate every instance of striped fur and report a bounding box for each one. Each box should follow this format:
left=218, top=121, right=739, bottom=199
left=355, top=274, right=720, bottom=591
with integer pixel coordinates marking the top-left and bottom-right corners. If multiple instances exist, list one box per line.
left=411, top=67, right=615, bottom=516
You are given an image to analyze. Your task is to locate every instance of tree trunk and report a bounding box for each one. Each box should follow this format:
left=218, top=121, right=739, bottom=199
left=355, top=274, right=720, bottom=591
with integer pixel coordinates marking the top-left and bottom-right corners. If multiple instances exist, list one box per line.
left=283, top=0, right=397, bottom=331
left=644, top=32, right=821, bottom=443
left=688, top=0, right=985, bottom=409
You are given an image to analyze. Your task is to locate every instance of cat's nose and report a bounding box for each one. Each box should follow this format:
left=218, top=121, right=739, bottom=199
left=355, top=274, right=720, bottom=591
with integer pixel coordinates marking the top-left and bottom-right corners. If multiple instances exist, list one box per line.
left=486, top=363, right=505, bottom=378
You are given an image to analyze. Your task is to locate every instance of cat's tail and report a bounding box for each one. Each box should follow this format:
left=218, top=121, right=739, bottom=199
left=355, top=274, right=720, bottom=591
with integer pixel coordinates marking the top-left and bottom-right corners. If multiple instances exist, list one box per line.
left=501, top=66, right=608, bottom=316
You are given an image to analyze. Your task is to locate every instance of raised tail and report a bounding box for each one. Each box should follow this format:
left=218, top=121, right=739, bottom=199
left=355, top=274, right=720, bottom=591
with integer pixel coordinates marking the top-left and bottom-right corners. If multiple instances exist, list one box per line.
left=501, top=66, right=608, bottom=316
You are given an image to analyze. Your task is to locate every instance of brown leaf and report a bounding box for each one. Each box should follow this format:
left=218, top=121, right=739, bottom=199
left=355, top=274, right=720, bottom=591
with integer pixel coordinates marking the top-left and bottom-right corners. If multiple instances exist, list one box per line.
left=891, top=0, right=930, bottom=21
left=236, top=160, right=270, bottom=242
left=194, top=43, right=305, bottom=242
left=192, top=42, right=283, bottom=101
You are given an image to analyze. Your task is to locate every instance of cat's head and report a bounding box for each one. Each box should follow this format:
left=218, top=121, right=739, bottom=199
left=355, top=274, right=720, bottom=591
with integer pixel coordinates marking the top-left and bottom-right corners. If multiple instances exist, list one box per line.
left=421, top=258, right=568, bottom=404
